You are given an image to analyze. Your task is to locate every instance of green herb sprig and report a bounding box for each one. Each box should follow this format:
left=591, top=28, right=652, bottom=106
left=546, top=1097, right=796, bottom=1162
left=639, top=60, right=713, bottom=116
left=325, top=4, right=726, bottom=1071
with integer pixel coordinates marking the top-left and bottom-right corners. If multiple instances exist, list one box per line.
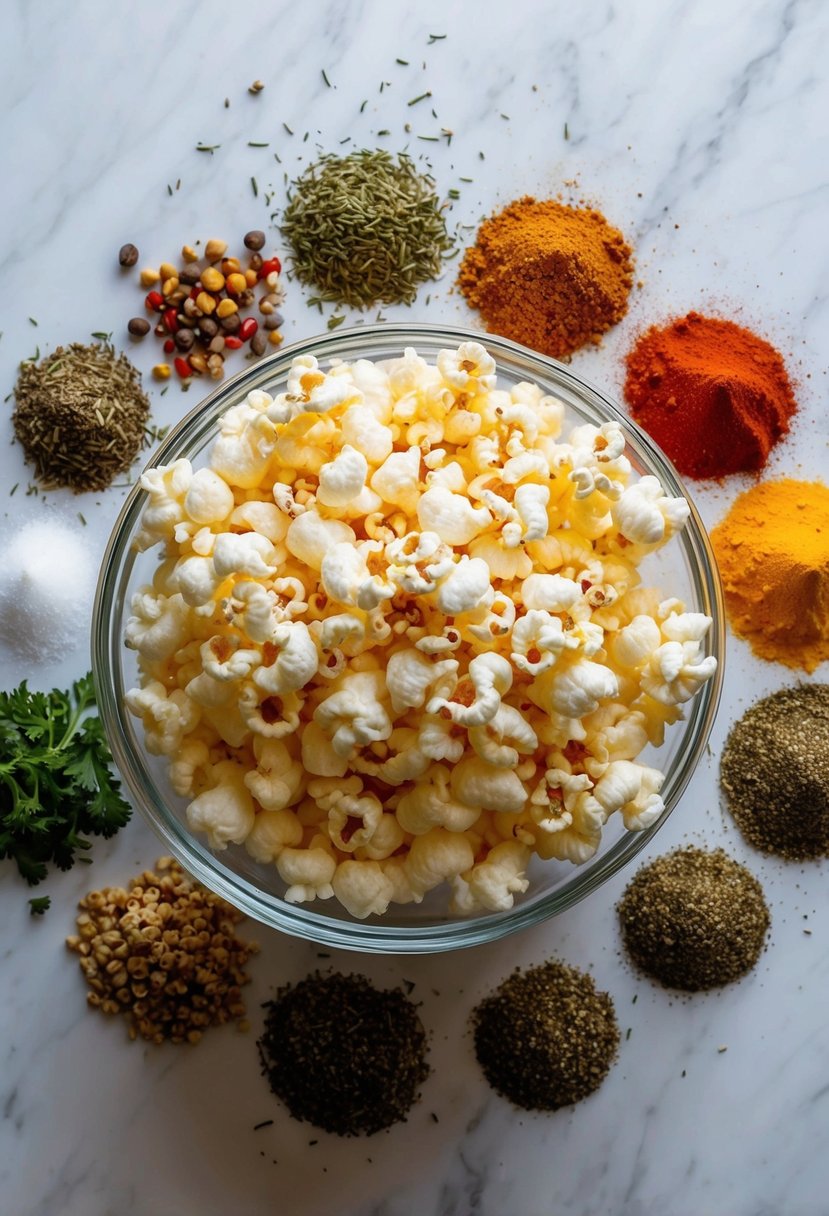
left=0, top=674, right=131, bottom=894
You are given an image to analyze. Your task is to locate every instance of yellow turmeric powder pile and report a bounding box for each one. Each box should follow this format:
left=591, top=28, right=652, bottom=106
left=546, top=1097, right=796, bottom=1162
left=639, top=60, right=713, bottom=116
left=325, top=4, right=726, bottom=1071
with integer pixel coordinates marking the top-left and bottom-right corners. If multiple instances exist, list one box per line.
left=457, top=196, right=633, bottom=359
left=711, top=479, right=829, bottom=672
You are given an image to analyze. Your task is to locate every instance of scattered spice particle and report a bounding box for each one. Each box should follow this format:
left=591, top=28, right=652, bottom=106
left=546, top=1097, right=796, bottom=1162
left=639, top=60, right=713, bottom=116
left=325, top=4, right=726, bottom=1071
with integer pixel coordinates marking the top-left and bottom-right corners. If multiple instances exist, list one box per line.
left=253, top=1120, right=274, bottom=1131
left=408, top=91, right=432, bottom=106
left=28, top=317, right=38, bottom=326
left=9, top=483, right=18, bottom=496
left=360, top=100, right=368, bottom=112
left=471, top=960, right=619, bottom=1112
left=428, top=33, right=447, bottom=42
left=718, top=1046, right=728, bottom=1054
left=396, top=58, right=409, bottom=65
left=196, top=143, right=220, bottom=153
left=327, top=315, right=346, bottom=330
left=618, top=848, right=770, bottom=991
left=248, top=141, right=269, bottom=147
left=77, top=512, right=87, bottom=526
left=251, top=176, right=258, bottom=197
left=377, top=129, right=391, bottom=136
left=282, top=122, right=294, bottom=135
left=321, top=69, right=331, bottom=87
left=167, top=184, right=173, bottom=196
left=626, top=1027, right=632, bottom=1040
left=249, top=80, right=265, bottom=94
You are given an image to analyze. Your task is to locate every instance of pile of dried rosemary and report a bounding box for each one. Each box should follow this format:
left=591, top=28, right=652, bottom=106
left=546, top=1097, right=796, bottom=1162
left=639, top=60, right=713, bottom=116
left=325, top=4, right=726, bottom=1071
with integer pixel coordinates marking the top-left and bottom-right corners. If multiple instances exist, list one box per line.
left=280, top=149, right=455, bottom=308
left=12, top=342, right=151, bottom=492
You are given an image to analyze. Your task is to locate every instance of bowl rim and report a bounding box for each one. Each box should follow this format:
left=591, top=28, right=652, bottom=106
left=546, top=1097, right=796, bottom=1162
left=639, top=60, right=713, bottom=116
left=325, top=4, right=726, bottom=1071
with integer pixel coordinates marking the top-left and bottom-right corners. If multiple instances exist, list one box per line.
left=93, top=321, right=724, bottom=954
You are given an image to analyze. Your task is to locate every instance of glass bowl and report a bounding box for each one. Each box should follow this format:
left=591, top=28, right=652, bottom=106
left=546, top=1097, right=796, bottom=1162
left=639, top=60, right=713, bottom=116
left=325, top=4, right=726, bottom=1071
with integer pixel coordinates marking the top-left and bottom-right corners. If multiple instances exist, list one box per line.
left=92, top=323, right=724, bottom=953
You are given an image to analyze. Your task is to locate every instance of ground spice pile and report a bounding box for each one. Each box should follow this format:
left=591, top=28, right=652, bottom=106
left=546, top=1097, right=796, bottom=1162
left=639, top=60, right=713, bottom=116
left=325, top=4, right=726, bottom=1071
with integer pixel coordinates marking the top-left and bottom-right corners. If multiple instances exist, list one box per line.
left=470, top=959, right=619, bottom=1111
left=624, top=312, right=796, bottom=479
left=618, top=847, right=769, bottom=991
left=281, top=150, right=455, bottom=308
left=13, top=342, right=150, bottom=492
left=66, top=857, right=258, bottom=1044
left=257, top=971, right=429, bottom=1136
left=457, top=196, right=633, bottom=359
left=711, top=479, right=829, bottom=672
left=721, top=685, right=829, bottom=860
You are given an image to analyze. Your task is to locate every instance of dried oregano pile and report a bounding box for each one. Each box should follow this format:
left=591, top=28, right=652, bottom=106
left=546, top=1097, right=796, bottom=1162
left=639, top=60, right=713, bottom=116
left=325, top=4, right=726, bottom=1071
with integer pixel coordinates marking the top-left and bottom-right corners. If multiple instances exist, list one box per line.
left=66, top=857, right=258, bottom=1044
left=281, top=149, right=456, bottom=307
left=257, top=972, right=429, bottom=1136
left=720, top=685, right=829, bottom=859
left=617, top=847, right=770, bottom=991
left=470, top=960, right=619, bottom=1111
left=13, top=342, right=151, bottom=491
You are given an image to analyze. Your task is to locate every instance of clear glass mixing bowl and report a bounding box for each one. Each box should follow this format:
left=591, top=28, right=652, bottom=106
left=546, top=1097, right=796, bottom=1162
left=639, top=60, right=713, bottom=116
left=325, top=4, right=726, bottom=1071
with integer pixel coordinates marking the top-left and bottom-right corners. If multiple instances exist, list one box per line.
left=92, top=323, right=724, bottom=953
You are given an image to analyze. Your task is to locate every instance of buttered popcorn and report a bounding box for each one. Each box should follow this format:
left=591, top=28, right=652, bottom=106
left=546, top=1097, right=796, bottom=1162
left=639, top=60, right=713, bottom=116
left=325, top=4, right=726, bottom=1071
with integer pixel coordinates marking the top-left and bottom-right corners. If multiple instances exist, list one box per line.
left=125, top=342, right=717, bottom=919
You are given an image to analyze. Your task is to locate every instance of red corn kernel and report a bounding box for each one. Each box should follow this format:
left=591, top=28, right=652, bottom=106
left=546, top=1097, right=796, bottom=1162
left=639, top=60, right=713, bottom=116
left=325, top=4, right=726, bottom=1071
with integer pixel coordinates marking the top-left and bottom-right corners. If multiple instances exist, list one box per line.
left=144, top=290, right=164, bottom=312
left=163, top=338, right=175, bottom=354
left=239, top=317, right=258, bottom=342
left=224, top=335, right=243, bottom=350
left=258, top=257, right=281, bottom=278
left=174, top=357, right=192, bottom=379
left=163, top=307, right=179, bottom=333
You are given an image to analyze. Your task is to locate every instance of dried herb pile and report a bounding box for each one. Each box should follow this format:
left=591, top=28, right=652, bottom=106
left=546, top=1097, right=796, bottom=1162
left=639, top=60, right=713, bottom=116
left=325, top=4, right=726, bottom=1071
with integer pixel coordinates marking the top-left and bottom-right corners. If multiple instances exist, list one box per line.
left=13, top=342, right=150, bottom=492
left=721, top=685, right=829, bottom=859
left=470, top=959, right=619, bottom=1111
left=618, top=847, right=770, bottom=991
left=281, top=149, right=455, bottom=308
left=257, top=971, right=429, bottom=1136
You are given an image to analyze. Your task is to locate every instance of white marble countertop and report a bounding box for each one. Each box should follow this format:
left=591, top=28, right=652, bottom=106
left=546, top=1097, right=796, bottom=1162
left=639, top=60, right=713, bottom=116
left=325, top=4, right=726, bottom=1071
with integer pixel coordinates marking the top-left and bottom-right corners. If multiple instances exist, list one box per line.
left=2, top=2, right=828, bottom=1214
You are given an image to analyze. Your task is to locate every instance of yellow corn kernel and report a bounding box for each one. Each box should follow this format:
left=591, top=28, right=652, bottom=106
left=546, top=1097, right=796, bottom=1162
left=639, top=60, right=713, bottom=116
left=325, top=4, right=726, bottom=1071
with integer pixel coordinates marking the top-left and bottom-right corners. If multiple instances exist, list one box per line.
left=139, top=267, right=160, bottom=287
left=159, top=262, right=178, bottom=282
left=201, top=267, right=225, bottom=292
left=225, top=272, right=247, bottom=295
left=244, top=268, right=258, bottom=287
left=259, top=299, right=274, bottom=315
left=221, top=257, right=241, bottom=275
left=195, top=291, right=217, bottom=315
left=181, top=245, right=199, bottom=263
left=216, top=298, right=238, bottom=318
left=268, top=330, right=283, bottom=346
left=152, top=363, right=171, bottom=380
left=189, top=351, right=208, bottom=373
left=205, top=238, right=228, bottom=262
left=161, top=276, right=180, bottom=297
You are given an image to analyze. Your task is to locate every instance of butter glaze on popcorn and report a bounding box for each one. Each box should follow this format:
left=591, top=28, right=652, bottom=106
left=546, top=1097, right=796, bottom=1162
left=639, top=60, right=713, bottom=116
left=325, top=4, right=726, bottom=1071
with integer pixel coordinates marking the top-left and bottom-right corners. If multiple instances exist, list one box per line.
left=125, top=341, right=717, bottom=920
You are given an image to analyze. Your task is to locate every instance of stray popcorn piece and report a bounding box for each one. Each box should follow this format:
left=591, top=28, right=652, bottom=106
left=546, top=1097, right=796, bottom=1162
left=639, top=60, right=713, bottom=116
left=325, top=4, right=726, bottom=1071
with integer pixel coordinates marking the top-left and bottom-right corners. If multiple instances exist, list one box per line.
left=125, top=342, right=717, bottom=917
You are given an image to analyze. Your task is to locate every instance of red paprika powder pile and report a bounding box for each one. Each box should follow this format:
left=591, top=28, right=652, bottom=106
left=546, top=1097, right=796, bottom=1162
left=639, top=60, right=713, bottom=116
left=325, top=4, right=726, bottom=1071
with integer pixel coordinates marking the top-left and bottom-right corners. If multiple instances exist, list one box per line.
left=623, top=312, right=796, bottom=479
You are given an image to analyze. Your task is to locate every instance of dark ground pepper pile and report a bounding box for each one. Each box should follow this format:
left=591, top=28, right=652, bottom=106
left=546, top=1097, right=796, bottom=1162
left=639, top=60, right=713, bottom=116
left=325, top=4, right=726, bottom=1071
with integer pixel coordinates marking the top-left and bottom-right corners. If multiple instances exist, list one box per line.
left=257, top=971, right=429, bottom=1136
left=720, top=685, right=829, bottom=860
left=470, top=959, right=619, bottom=1112
left=618, top=847, right=770, bottom=991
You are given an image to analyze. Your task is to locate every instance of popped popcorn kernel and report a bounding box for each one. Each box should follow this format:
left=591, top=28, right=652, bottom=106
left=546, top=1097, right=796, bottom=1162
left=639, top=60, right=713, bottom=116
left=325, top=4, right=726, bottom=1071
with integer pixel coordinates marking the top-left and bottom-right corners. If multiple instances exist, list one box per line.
left=126, top=343, right=717, bottom=916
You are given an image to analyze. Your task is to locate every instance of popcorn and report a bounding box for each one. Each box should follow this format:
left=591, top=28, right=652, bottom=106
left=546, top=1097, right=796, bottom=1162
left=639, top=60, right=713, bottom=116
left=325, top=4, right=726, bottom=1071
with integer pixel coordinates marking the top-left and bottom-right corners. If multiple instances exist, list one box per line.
left=126, top=344, right=717, bottom=918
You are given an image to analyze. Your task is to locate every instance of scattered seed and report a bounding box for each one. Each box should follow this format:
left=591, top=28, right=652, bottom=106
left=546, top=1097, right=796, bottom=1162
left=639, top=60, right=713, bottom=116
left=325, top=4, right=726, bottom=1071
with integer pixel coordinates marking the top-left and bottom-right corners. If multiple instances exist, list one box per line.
left=118, top=243, right=139, bottom=268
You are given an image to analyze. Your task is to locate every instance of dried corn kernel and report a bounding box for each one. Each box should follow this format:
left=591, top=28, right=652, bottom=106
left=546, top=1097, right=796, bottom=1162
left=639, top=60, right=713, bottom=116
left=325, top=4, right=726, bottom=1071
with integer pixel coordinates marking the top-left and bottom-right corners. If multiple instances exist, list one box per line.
left=140, top=267, right=161, bottom=287
left=201, top=267, right=225, bottom=292
left=181, top=245, right=199, bottom=263
left=152, top=363, right=171, bottom=380
left=216, top=298, right=238, bottom=318
left=205, top=238, right=228, bottom=261
left=159, top=262, right=178, bottom=282
left=195, top=291, right=217, bottom=315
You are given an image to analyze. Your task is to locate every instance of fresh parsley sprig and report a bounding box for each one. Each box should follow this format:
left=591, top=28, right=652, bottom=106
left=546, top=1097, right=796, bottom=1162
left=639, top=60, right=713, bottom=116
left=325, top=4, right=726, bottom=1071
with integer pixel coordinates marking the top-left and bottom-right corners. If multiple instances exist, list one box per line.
left=0, top=673, right=131, bottom=893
